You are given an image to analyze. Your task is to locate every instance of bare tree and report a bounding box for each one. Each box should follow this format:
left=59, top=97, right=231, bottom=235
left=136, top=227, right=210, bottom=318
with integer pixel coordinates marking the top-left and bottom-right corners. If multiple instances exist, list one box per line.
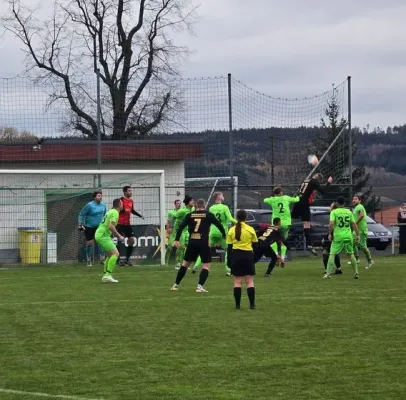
left=2, top=0, right=196, bottom=139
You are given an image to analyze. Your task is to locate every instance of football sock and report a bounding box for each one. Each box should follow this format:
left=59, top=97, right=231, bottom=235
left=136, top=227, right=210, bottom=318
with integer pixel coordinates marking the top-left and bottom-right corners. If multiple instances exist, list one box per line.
left=247, top=287, right=255, bottom=308
left=326, top=255, right=335, bottom=275
left=175, top=266, right=188, bottom=285
left=322, top=253, right=328, bottom=270
left=103, top=256, right=111, bottom=274
left=362, top=247, right=372, bottom=262
left=350, top=255, right=359, bottom=274
left=106, top=255, right=118, bottom=275
left=304, top=229, right=312, bottom=246
left=233, top=287, right=242, bottom=308
left=281, top=245, right=287, bottom=260
left=334, top=254, right=341, bottom=269
left=86, top=245, right=93, bottom=261
left=125, top=244, right=133, bottom=262
left=198, top=268, right=209, bottom=286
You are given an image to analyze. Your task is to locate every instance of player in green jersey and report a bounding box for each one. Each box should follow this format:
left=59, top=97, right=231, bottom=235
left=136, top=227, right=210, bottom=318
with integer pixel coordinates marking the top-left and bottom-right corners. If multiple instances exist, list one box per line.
left=166, top=199, right=182, bottom=265
left=324, top=196, right=360, bottom=279
left=192, top=192, right=237, bottom=276
left=172, top=195, right=195, bottom=269
left=352, top=195, right=374, bottom=269
left=264, top=187, right=299, bottom=266
left=95, top=198, right=124, bottom=283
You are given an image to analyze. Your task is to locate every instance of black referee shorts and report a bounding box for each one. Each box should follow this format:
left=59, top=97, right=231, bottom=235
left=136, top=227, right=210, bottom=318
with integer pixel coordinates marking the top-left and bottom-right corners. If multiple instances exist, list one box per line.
left=116, top=224, right=135, bottom=238
left=291, top=202, right=311, bottom=222
left=231, top=249, right=255, bottom=277
left=83, top=227, right=97, bottom=241
left=184, top=241, right=212, bottom=264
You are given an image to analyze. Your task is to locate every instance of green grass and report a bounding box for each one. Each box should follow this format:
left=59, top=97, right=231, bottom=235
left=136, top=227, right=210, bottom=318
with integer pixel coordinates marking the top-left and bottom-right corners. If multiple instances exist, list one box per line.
left=0, top=256, right=405, bottom=400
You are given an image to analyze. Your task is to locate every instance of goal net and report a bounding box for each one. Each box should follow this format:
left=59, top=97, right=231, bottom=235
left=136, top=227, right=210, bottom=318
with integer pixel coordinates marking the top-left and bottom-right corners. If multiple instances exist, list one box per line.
left=0, top=170, right=166, bottom=266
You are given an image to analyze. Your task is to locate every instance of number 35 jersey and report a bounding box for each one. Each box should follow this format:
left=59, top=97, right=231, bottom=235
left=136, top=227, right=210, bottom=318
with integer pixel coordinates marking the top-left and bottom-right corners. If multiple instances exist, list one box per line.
left=330, top=208, right=355, bottom=241
left=208, top=203, right=237, bottom=237
left=263, top=195, right=300, bottom=226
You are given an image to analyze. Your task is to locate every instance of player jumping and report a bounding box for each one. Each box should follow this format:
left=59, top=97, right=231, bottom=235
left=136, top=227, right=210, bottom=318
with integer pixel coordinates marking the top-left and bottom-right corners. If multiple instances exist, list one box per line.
left=170, top=198, right=226, bottom=293
left=192, top=192, right=236, bottom=276
left=264, top=187, right=299, bottom=267
left=292, top=173, right=333, bottom=255
left=117, top=186, right=144, bottom=266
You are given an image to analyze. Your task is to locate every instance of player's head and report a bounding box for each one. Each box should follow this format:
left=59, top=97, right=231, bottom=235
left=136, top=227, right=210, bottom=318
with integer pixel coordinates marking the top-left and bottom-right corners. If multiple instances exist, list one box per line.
left=236, top=209, right=247, bottom=222
left=93, top=191, right=102, bottom=203
left=113, top=198, right=123, bottom=211
left=313, top=173, right=323, bottom=181
left=174, top=199, right=181, bottom=209
left=123, top=186, right=132, bottom=198
left=272, top=217, right=281, bottom=227
left=273, top=187, right=283, bottom=196
left=184, top=194, right=194, bottom=207
left=196, top=198, right=205, bottom=209
left=329, top=202, right=338, bottom=211
left=336, top=196, right=346, bottom=207
left=352, top=195, right=362, bottom=206
left=213, top=192, right=224, bottom=202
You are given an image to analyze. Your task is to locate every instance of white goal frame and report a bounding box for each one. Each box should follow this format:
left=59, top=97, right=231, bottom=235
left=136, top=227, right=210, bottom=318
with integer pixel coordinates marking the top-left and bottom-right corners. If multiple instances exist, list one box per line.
left=0, top=169, right=166, bottom=266
left=185, top=176, right=238, bottom=215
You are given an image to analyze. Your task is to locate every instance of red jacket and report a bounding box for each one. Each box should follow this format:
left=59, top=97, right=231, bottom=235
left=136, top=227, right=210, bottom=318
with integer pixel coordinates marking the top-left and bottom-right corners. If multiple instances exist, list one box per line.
left=118, top=197, right=143, bottom=225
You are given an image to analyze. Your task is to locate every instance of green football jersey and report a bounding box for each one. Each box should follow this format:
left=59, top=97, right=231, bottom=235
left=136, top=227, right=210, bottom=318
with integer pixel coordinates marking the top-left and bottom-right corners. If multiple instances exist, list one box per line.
left=330, top=208, right=355, bottom=241
left=263, top=195, right=299, bottom=226
left=353, top=204, right=368, bottom=233
left=209, top=203, right=237, bottom=236
left=174, top=206, right=195, bottom=232
left=167, top=209, right=177, bottom=229
left=96, top=209, right=119, bottom=237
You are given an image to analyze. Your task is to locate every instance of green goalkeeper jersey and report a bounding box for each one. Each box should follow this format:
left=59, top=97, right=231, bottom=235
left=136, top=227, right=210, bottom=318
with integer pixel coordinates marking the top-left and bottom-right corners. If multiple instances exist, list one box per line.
left=174, top=206, right=195, bottom=232
left=209, top=203, right=237, bottom=236
left=96, top=209, right=119, bottom=237
left=167, top=209, right=177, bottom=229
left=263, top=195, right=299, bottom=226
left=330, top=208, right=355, bottom=241
left=353, top=204, right=368, bottom=234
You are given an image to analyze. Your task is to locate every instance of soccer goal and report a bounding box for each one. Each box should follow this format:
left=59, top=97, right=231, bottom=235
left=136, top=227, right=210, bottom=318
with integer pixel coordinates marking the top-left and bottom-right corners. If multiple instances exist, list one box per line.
left=0, top=169, right=166, bottom=266
left=185, top=176, right=238, bottom=213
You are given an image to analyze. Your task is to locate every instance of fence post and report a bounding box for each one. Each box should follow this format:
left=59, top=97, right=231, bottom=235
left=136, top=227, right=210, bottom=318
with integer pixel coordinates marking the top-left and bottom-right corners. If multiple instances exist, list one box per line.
left=391, top=225, right=395, bottom=255
left=228, top=73, right=235, bottom=215
left=348, top=76, right=352, bottom=203
left=96, top=68, right=102, bottom=187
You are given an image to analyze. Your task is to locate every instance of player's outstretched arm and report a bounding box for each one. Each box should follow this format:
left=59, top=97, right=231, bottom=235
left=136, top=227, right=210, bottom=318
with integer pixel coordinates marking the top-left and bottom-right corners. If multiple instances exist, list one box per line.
left=287, top=195, right=300, bottom=203
left=131, top=207, right=143, bottom=219
left=225, top=207, right=237, bottom=224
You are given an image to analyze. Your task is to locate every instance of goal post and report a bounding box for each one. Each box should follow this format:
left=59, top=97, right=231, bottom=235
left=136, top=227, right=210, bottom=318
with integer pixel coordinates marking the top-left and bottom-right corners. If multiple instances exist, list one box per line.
left=0, top=169, right=166, bottom=266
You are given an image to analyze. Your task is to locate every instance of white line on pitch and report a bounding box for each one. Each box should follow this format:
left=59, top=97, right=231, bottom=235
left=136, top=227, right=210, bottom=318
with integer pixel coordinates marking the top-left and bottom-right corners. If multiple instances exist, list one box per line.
left=0, top=387, right=104, bottom=400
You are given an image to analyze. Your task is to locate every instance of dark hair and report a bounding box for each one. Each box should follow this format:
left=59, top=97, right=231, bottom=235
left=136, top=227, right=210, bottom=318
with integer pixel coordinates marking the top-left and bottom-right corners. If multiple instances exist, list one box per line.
left=174, top=199, right=181, bottom=205
left=273, top=217, right=281, bottom=226
left=273, top=187, right=282, bottom=195
left=92, top=191, right=102, bottom=199
left=123, top=186, right=131, bottom=193
left=337, top=196, right=346, bottom=206
left=235, top=209, right=247, bottom=241
left=313, top=173, right=323, bottom=180
left=353, top=194, right=361, bottom=202
left=196, top=198, right=205, bottom=208
left=184, top=194, right=193, bottom=205
left=113, top=198, right=122, bottom=208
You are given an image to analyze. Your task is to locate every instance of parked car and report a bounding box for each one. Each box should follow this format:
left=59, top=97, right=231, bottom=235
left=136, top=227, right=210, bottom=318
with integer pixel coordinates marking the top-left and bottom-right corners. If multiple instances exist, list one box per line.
left=242, top=207, right=392, bottom=251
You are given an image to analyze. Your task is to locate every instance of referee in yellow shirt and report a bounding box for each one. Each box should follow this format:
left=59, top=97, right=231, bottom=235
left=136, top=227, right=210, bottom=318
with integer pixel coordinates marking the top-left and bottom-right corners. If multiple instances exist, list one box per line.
left=226, top=209, right=258, bottom=310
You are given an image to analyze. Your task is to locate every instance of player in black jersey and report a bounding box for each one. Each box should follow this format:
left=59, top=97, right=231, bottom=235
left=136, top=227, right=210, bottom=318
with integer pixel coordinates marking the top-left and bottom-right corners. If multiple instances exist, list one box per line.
left=291, top=173, right=333, bottom=254
left=170, top=198, right=226, bottom=293
left=252, top=218, right=288, bottom=277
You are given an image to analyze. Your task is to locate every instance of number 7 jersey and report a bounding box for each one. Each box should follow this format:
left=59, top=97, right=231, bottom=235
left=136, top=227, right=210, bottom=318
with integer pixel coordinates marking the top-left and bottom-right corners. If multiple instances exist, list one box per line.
left=263, top=195, right=300, bottom=226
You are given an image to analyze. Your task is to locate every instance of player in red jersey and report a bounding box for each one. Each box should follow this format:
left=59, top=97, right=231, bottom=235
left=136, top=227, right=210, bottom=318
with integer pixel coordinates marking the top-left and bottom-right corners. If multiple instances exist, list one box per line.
left=116, top=186, right=144, bottom=266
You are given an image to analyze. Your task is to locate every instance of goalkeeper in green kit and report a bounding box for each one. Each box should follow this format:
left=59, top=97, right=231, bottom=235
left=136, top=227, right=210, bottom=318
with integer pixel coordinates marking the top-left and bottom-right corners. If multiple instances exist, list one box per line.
left=192, top=192, right=237, bottom=276
left=264, top=187, right=299, bottom=266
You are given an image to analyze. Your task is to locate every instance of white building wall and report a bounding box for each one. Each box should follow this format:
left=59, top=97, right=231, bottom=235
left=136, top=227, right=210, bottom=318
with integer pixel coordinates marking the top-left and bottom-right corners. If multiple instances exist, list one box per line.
left=0, top=161, right=186, bottom=253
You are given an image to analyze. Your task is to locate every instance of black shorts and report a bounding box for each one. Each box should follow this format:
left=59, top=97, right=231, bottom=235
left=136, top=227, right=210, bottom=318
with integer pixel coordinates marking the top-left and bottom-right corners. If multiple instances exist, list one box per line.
left=116, top=224, right=134, bottom=238
left=84, top=227, right=97, bottom=241
left=231, top=249, right=255, bottom=277
left=253, top=242, right=277, bottom=263
left=291, top=202, right=311, bottom=222
left=184, top=241, right=212, bottom=264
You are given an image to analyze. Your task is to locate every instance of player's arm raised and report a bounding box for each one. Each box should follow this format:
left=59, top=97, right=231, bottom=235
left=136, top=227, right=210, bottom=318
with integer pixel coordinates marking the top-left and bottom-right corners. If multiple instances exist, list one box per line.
left=287, top=195, right=300, bottom=203
left=225, top=207, right=237, bottom=224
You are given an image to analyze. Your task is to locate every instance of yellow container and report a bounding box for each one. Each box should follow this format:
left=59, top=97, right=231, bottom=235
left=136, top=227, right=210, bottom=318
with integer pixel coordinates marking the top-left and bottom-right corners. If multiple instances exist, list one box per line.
left=18, top=228, right=42, bottom=264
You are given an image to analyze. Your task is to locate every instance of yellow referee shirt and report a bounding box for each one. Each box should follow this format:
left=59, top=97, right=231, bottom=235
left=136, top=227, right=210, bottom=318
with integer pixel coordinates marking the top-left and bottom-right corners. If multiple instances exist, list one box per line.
left=227, top=222, right=258, bottom=251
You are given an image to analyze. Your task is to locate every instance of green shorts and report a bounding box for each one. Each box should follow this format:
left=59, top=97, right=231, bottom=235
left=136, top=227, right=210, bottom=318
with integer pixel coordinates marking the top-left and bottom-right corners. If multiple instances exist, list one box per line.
left=168, top=231, right=176, bottom=247
left=355, top=232, right=368, bottom=249
left=95, top=231, right=116, bottom=252
left=209, top=234, right=226, bottom=249
left=330, top=239, right=354, bottom=255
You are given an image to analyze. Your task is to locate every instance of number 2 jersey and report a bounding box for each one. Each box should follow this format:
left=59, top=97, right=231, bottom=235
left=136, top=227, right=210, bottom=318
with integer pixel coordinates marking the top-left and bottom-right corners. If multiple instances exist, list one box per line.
left=175, top=210, right=226, bottom=243
left=208, top=203, right=237, bottom=237
left=330, top=208, right=355, bottom=241
left=263, top=195, right=299, bottom=226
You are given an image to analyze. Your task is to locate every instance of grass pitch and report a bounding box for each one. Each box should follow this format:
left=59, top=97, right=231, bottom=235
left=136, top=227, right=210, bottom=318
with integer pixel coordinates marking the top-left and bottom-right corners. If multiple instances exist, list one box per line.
left=0, top=256, right=405, bottom=400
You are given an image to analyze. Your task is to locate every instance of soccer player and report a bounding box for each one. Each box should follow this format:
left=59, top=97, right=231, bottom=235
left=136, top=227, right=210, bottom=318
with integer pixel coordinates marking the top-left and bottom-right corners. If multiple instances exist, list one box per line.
left=252, top=217, right=287, bottom=277
left=170, top=198, right=226, bottom=293
left=324, top=196, right=360, bottom=279
left=321, top=203, right=342, bottom=275
left=292, top=173, right=333, bottom=255
left=226, top=209, right=258, bottom=310
left=352, top=195, right=374, bottom=269
left=264, top=187, right=299, bottom=267
left=192, top=192, right=237, bottom=276
left=117, top=186, right=144, bottom=266
left=172, top=195, right=195, bottom=270
left=78, top=191, right=107, bottom=267
left=95, top=198, right=125, bottom=283
left=166, top=199, right=182, bottom=265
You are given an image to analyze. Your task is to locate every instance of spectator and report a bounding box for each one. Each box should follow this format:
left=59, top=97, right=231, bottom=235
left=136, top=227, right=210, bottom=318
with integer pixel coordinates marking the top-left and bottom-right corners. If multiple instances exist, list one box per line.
left=398, top=204, right=406, bottom=254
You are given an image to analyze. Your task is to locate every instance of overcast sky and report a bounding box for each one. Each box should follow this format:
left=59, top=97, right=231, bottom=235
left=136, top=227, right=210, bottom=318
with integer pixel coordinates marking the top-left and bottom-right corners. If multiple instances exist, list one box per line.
left=1, top=0, right=406, bottom=130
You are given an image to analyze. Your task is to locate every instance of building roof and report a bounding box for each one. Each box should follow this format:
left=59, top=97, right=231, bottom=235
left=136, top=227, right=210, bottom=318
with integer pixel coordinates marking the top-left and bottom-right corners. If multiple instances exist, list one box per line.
left=0, top=139, right=203, bottom=163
